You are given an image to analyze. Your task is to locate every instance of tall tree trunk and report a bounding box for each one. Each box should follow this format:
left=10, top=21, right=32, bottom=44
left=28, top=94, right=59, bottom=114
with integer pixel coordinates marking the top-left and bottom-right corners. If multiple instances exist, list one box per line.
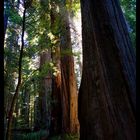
left=51, top=48, right=62, bottom=134
left=37, top=0, right=53, bottom=134
left=78, top=0, right=136, bottom=139
left=39, top=49, right=52, bottom=132
left=49, top=0, right=79, bottom=135
left=50, top=1, right=62, bottom=135
left=60, top=1, right=79, bottom=134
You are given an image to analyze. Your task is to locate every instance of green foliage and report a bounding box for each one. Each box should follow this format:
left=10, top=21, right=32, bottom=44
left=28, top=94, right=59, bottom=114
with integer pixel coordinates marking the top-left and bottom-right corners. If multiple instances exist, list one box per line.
left=39, top=61, right=60, bottom=78
left=12, top=130, right=48, bottom=140
left=120, top=0, right=136, bottom=48
left=40, top=62, right=53, bottom=77
left=65, top=0, right=80, bottom=17
left=71, top=1, right=81, bottom=17
left=60, top=48, right=73, bottom=57
left=4, top=1, right=22, bottom=25
left=8, top=8, right=22, bottom=25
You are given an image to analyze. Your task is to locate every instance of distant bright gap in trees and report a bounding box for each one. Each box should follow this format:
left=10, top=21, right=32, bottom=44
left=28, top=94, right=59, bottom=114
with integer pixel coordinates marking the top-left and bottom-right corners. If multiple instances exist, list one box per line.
left=71, top=9, right=83, bottom=89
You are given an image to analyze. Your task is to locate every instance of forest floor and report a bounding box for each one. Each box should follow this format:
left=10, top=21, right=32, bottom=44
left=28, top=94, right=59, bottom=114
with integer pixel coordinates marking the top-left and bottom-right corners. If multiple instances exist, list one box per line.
left=11, top=130, right=79, bottom=140
left=48, top=134, right=79, bottom=140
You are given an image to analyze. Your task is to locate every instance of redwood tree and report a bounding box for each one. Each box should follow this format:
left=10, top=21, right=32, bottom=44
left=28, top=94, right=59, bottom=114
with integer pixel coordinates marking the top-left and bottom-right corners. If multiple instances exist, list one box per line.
left=49, top=0, right=79, bottom=134
left=37, top=0, right=52, bottom=133
left=60, top=2, right=79, bottom=133
left=38, top=45, right=52, bottom=132
left=78, top=0, right=136, bottom=139
left=50, top=0, right=62, bottom=135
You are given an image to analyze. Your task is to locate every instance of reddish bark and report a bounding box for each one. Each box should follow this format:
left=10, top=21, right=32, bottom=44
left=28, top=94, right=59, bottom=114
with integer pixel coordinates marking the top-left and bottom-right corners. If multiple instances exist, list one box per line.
left=60, top=7, right=79, bottom=134
left=78, top=0, right=136, bottom=139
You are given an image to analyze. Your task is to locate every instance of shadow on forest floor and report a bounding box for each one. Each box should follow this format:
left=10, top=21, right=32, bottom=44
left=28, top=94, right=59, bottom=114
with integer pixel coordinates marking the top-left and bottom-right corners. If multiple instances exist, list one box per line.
left=11, top=129, right=79, bottom=140
left=48, top=134, right=79, bottom=140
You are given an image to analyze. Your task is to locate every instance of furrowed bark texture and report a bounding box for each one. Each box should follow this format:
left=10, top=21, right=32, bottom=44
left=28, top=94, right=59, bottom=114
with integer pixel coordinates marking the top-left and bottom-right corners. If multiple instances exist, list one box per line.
left=60, top=3, right=79, bottom=134
left=78, top=0, right=136, bottom=140
left=39, top=49, right=52, bottom=131
left=50, top=1, right=62, bottom=135
left=51, top=48, right=62, bottom=134
left=37, top=0, right=52, bottom=134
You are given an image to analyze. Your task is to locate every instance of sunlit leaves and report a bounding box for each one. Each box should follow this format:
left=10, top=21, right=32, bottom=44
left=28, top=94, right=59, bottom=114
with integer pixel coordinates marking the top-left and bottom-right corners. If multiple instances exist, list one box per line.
left=66, top=0, right=80, bottom=17
left=39, top=61, right=60, bottom=78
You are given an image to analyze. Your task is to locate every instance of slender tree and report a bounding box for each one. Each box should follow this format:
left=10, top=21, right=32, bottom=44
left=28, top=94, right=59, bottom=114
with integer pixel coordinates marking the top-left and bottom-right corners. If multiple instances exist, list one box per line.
left=6, top=1, right=27, bottom=139
left=78, top=0, right=136, bottom=139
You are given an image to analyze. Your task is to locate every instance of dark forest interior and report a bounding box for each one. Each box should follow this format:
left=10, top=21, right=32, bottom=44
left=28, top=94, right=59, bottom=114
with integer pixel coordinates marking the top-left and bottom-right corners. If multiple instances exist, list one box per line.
left=4, top=0, right=136, bottom=140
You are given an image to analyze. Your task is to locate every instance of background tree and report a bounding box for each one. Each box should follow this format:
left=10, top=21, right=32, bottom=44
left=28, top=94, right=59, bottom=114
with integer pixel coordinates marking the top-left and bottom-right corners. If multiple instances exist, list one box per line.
left=50, top=0, right=62, bottom=135
left=6, top=2, right=26, bottom=140
left=59, top=0, right=79, bottom=134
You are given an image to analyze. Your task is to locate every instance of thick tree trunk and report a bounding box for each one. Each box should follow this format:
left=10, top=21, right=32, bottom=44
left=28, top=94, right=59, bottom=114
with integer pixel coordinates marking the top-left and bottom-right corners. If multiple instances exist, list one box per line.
left=51, top=53, right=62, bottom=135
left=39, top=49, right=52, bottom=131
left=60, top=3, right=79, bottom=134
left=38, top=0, right=53, bottom=133
left=49, top=0, right=79, bottom=134
left=50, top=1, right=62, bottom=135
left=78, top=0, right=136, bottom=140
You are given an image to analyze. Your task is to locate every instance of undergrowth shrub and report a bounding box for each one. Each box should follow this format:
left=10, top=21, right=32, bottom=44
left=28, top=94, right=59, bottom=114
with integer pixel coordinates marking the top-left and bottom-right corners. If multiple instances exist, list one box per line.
left=49, top=133, right=79, bottom=140
left=12, top=130, right=48, bottom=140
